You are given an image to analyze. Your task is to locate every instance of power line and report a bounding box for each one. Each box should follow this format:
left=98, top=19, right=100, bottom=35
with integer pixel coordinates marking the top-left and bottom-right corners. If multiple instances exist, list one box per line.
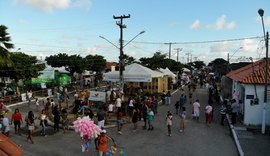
left=130, top=36, right=262, bottom=45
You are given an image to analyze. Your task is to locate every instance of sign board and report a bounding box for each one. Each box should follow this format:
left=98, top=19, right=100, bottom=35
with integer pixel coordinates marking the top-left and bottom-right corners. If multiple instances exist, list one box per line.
left=246, top=95, right=254, bottom=99
left=89, top=91, right=106, bottom=102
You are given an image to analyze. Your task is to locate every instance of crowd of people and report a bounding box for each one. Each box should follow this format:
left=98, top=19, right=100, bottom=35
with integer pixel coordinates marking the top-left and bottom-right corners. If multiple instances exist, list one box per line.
left=0, top=75, right=244, bottom=155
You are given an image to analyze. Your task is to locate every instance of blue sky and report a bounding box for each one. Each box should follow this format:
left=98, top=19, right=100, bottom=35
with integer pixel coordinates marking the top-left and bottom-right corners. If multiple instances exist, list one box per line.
left=1, top=0, right=270, bottom=64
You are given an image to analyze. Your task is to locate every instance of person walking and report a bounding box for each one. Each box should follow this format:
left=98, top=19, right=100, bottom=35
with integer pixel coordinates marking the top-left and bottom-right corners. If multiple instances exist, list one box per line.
left=132, top=107, right=139, bottom=132
left=142, top=101, right=148, bottom=130
left=220, top=101, right=227, bottom=125
left=179, top=107, right=186, bottom=132
left=179, top=92, right=187, bottom=112
left=165, top=111, right=173, bottom=136
left=166, top=91, right=171, bottom=105
left=52, top=105, right=61, bottom=132
left=97, top=107, right=106, bottom=129
left=38, top=109, right=47, bottom=136
left=0, top=114, right=10, bottom=137
left=192, top=99, right=200, bottom=121
left=205, top=103, right=213, bottom=126
left=147, top=108, right=154, bottom=131
left=61, top=107, right=69, bottom=134
left=26, top=111, right=36, bottom=144
left=231, top=99, right=239, bottom=125
left=95, top=130, right=115, bottom=156
left=35, top=98, right=40, bottom=112
left=116, top=108, right=123, bottom=134
left=11, top=108, right=23, bottom=135
left=161, top=90, right=166, bottom=105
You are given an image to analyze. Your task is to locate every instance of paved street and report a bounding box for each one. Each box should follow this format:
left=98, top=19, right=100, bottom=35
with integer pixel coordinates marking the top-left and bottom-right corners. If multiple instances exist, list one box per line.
left=6, top=87, right=238, bottom=156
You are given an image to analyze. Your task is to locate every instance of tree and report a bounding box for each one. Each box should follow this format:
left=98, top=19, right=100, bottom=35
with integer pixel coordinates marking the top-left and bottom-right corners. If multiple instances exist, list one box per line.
left=139, top=51, right=183, bottom=71
left=190, top=61, right=206, bottom=70
left=0, top=25, right=14, bottom=67
left=7, top=52, right=45, bottom=81
left=122, top=54, right=136, bottom=65
left=84, top=54, right=106, bottom=73
left=45, top=53, right=86, bottom=74
left=208, top=58, right=229, bottom=75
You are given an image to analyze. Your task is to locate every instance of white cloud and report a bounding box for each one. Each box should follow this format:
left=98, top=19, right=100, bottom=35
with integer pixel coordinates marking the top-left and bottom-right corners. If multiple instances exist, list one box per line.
left=190, top=19, right=201, bottom=30
left=265, top=16, right=270, bottom=26
left=206, top=14, right=236, bottom=30
left=216, top=14, right=226, bottom=30
left=226, top=21, right=236, bottom=29
left=13, top=0, right=70, bottom=12
left=13, top=0, right=92, bottom=12
left=240, top=38, right=258, bottom=52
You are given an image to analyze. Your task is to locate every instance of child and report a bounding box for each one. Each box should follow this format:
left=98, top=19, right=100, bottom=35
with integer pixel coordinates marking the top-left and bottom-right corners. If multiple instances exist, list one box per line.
left=165, top=111, right=173, bottom=136
left=35, top=98, right=40, bottom=112
left=179, top=106, right=186, bottom=132
left=116, top=108, right=123, bottom=134
left=108, top=102, right=114, bottom=119
left=147, top=108, right=154, bottom=130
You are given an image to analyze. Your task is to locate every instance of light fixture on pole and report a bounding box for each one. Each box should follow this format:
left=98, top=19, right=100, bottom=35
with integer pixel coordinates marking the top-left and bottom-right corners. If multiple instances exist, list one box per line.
left=228, top=47, right=243, bottom=64
left=100, top=30, right=145, bottom=91
left=258, top=8, right=269, bottom=134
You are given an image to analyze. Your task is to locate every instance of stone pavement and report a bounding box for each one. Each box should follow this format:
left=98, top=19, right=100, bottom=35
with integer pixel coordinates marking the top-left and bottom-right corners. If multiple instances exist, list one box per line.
left=5, top=87, right=270, bottom=156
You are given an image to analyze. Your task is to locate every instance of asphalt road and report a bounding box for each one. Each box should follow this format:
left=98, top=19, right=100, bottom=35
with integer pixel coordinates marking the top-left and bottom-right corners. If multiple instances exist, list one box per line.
left=7, top=87, right=238, bottom=156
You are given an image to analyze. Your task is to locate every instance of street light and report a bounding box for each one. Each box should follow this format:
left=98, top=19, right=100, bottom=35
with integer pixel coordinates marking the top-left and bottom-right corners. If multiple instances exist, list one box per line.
left=100, top=31, right=145, bottom=91
left=258, top=8, right=269, bottom=134
left=228, top=47, right=243, bottom=63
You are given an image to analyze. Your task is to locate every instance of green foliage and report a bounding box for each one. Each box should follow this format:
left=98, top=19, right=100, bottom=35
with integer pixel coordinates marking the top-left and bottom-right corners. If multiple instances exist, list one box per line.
left=7, top=52, right=45, bottom=81
left=85, top=54, right=106, bottom=73
left=0, top=25, right=14, bottom=67
left=122, top=54, right=136, bottom=65
left=139, top=51, right=183, bottom=71
left=208, top=58, right=229, bottom=75
left=45, top=53, right=86, bottom=74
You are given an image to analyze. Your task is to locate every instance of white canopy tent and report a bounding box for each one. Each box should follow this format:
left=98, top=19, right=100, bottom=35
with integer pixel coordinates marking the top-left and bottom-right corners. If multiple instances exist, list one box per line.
left=159, top=67, right=176, bottom=77
left=159, top=67, right=177, bottom=83
left=103, top=63, right=164, bottom=82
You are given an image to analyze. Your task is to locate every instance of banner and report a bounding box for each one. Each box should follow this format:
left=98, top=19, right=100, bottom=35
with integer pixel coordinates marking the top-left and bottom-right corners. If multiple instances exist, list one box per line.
left=89, top=91, right=106, bottom=102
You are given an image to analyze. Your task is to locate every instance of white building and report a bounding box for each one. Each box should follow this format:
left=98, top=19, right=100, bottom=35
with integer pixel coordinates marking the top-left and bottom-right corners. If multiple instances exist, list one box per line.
left=226, top=58, right=270, bottom=126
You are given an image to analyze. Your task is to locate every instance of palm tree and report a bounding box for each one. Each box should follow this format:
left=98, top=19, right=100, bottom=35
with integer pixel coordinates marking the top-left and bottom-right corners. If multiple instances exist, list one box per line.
left=0, top=25, right=14, bottom=67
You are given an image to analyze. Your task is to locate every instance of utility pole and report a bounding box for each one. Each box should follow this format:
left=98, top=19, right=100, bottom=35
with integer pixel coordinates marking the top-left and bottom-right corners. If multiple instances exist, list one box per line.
left=186, top=53, right=190, bottom=64
left=165, top=43, right=176, bottom=59
left=113, top=14, right=130, bottom=92
left=174, top=48, right=182, bottom=62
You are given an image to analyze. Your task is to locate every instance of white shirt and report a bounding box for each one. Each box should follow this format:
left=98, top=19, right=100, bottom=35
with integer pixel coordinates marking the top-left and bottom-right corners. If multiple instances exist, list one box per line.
left=2, top=118, right=10, bottom=133
left=129, top=99, right=134, bottom=107
left=108, top=104, right=114, bottom=112
left=116, top=98, right=121, bottom=108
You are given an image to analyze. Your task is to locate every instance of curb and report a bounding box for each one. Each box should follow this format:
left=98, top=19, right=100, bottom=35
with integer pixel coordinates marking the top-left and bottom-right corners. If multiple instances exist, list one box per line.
left=226, top=114, right=244, bottom=156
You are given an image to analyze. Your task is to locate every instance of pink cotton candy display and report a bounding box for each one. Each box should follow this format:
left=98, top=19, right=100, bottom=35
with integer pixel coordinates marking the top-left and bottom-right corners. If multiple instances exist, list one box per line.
left=73, top=116, right=102, bottom=138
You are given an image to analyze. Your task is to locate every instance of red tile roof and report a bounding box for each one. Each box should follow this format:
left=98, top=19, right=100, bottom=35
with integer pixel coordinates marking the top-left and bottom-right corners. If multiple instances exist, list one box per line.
left=226, top=58, right=270, bottom=84
left=106, top=62, right=117, bottom=71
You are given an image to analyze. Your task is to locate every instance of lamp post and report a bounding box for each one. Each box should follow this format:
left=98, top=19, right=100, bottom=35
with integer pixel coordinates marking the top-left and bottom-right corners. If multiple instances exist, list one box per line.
left=228, top=47, right=243, bottom=64
left=258, top=8, right=269, bottom=134
left=100, top=31, right=145, bottom=91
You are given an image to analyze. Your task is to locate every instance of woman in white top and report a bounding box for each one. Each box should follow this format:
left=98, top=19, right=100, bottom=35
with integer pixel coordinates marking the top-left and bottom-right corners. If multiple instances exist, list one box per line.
left=39, top=109, right=47, bottom=136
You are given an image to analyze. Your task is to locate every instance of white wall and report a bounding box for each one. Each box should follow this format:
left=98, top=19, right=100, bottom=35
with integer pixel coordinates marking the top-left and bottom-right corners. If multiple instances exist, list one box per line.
left=242, top=84, right=270, bottom=125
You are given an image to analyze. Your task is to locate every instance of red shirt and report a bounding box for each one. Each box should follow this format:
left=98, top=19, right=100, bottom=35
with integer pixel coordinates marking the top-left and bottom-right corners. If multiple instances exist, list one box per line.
left=12, top=112, right=22, bottom=121
left=117, top=112, right=123, bottom=120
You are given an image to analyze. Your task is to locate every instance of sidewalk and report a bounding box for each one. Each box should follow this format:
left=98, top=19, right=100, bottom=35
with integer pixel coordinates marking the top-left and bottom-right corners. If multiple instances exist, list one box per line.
left=227, top=116, right=270, bottom=156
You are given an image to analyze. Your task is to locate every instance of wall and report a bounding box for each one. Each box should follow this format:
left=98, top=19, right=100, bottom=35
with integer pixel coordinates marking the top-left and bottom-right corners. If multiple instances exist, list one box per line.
left=242, top=84, right=270, bottom=125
